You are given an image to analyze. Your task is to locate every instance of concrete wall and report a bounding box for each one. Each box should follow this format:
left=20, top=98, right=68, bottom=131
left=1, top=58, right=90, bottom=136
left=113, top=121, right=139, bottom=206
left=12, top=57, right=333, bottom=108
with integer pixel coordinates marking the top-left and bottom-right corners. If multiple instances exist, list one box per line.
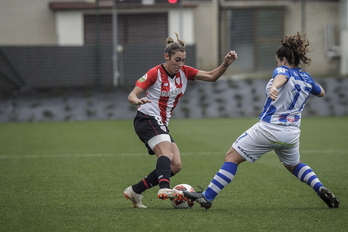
left=1, top=77, right=347, bottom=122
left=284, top=2, right=340, bottom=75
left=193, top=0, right=219, bottom=70
left=0, top=0, right=58, bottom=45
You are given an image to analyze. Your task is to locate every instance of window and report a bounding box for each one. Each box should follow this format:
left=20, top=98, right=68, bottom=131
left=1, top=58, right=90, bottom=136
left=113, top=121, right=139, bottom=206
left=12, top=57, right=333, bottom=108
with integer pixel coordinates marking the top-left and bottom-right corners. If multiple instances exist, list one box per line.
left=84, top=13, right=168, bottom=45
left=228, top=8, right=284, bottom=72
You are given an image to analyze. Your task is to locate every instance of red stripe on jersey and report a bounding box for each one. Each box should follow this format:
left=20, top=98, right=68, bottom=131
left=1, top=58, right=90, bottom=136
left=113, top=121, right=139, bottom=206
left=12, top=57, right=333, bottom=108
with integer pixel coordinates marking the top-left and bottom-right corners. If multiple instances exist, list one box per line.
left=172, top=93, right=183, bottom=114
left=159, top=71, right=170, bottom=124
left=135, top=65, right=199, bottom=126
left=159, top=96, right=169, bottom=124
left=171, top=74, right=183, bottom=113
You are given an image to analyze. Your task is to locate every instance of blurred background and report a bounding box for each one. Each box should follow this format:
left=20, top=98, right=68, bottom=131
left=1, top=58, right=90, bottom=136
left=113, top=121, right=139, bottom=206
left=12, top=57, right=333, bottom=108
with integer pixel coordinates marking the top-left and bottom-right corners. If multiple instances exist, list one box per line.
left=0, top=0, right=347, bottom=122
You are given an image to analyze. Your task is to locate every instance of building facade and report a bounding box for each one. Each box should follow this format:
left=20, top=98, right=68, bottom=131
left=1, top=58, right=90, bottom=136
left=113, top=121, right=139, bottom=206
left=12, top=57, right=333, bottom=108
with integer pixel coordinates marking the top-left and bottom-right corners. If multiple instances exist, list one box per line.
left=0, top=0, right=347, bottom=90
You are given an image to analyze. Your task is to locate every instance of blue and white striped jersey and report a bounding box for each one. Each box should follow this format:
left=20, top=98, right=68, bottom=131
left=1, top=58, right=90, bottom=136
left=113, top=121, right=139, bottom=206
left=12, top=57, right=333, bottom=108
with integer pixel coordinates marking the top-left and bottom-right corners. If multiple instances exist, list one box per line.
left=259, top=66, right=322, bottom=127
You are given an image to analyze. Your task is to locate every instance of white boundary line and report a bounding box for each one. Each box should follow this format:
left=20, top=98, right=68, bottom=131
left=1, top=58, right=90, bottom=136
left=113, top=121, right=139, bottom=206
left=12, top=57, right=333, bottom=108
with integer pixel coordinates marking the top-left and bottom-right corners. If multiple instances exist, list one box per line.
left=0, top=150, right=346, bottom=159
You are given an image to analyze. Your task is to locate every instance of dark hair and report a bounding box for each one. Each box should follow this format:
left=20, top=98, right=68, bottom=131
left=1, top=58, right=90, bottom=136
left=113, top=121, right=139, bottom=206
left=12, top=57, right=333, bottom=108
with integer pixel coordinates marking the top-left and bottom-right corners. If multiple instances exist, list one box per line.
left=164, top=32, right=185, bottom=57
left=276, top=32, right=311, bottom=67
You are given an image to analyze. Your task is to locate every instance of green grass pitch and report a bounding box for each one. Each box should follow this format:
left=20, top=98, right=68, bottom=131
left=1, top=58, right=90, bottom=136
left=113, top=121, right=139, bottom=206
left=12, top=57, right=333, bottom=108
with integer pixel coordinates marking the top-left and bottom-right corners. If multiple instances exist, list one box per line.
left=1, top=116, right=347, bottom=232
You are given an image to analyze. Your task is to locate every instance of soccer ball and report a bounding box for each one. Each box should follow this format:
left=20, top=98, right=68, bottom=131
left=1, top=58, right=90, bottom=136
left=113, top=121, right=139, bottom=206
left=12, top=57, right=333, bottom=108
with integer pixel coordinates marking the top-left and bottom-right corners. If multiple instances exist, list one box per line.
left=170, top=184, right=195, bottom=209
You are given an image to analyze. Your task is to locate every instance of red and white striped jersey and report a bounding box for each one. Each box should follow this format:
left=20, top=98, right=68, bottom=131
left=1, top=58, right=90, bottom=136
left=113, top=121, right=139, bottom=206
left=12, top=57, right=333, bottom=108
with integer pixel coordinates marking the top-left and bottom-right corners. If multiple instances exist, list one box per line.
left=135, top=64, right=198, bottom=126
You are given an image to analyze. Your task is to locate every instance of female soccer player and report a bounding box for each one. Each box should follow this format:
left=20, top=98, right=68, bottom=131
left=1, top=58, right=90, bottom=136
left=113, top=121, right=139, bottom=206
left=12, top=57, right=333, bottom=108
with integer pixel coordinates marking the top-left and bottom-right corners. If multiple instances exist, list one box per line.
left=123, top=33, right=238, bottom=208
left=184, top=32, right=340, bottom=209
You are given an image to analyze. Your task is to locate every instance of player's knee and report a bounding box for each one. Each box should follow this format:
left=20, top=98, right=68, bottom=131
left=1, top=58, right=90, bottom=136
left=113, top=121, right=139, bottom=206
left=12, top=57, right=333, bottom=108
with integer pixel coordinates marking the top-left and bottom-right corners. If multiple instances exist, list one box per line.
left=225, top=148, right=245, bottom=164
left=284, top=162, right=298, bottom=173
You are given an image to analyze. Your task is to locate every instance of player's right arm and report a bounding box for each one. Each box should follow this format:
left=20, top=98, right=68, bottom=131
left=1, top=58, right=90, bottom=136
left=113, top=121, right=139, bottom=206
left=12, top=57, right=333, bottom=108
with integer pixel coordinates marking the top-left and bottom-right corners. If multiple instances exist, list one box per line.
left=128, top=67, right=158, bottom=105
left=269, top=74, right=288, bottom=101
left=128, top=86, right=151, bottom=105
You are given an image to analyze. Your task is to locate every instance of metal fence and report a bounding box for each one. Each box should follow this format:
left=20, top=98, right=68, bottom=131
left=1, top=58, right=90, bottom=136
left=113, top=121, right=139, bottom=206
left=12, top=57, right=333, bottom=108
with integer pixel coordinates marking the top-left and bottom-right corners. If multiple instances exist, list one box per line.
left=0, top=0, right=343, bottom=93
left=0, top=45, right=195, bottom=90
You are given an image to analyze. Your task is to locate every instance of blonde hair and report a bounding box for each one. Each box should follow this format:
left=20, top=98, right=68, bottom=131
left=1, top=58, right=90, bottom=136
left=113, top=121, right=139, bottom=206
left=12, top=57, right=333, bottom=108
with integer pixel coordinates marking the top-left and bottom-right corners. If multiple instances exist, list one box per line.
left=164, top=32, right=185, bottom=57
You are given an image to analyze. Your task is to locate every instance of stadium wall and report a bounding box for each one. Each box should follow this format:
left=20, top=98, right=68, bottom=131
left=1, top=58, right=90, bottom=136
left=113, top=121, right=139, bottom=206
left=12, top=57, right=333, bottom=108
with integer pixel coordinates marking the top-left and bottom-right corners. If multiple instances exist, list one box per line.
left=0, top=77, right=347, bottom=122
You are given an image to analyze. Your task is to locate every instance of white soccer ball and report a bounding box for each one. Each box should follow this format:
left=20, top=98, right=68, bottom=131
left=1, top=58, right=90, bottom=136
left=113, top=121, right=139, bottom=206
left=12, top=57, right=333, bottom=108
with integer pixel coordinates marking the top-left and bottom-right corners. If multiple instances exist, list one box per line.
left=170, top=184, right=195, bottom=209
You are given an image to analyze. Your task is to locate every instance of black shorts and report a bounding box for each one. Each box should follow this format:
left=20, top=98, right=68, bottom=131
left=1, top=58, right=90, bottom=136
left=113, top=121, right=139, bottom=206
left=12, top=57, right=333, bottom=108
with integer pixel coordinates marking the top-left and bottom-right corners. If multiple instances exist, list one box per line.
left=133, top=111, right=174, bottom=155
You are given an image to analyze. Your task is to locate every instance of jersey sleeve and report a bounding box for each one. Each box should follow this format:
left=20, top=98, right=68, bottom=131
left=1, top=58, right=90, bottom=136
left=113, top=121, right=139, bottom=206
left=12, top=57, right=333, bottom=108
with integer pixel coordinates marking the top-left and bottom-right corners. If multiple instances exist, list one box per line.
left=182, top=65, right=199, bottom=81
left=272, top=66, right=290, bottom=79
left=310, top=82, right=322, bottom=96
left=135, top=66, right=158, bottom=89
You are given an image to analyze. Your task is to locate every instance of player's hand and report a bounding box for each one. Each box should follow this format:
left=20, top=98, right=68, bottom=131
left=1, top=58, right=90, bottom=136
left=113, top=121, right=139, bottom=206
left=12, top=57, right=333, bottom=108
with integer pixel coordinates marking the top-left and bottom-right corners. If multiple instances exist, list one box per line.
left=137, top=97, right=151, bottom=105
left=223, top=51, right=238, bottom=67
left=269, top=87, right=279, bottom=100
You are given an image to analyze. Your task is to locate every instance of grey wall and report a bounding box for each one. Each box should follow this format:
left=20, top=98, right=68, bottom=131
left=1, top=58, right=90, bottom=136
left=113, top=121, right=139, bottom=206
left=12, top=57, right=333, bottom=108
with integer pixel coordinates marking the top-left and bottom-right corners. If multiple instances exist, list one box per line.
left=0, top=77, right=347, bottom=123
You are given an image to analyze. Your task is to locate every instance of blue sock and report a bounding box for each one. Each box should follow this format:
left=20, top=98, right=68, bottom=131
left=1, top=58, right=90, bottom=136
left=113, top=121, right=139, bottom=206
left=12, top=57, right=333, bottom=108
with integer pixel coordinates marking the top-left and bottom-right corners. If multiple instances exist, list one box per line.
left=204, top=162, right=238, bottom=201
left=292, top=163, right=324, bottom=194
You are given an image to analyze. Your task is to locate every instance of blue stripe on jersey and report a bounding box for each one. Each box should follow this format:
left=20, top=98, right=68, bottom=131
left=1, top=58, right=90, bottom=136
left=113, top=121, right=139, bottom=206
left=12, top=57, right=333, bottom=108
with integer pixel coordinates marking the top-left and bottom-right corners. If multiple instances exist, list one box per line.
left=294, top=115, right=300, bottom=122
left=304, top=86, right=311, bottom=92
left=259, top=98, right=277, bottom=123
left=259, top=98, right=271, bottom=120
left=259, top=66, right=319, bottom=126
left=287, top=84, right=301, bottom=110
left=299, top=95, right=310, bottom=112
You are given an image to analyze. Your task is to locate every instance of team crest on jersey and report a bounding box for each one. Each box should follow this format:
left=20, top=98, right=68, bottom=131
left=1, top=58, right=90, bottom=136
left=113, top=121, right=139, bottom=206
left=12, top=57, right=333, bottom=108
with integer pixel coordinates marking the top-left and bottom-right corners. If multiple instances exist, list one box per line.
left=138, top=74, right=148, bottom=82
left=175, top=77, right=181, bottom=85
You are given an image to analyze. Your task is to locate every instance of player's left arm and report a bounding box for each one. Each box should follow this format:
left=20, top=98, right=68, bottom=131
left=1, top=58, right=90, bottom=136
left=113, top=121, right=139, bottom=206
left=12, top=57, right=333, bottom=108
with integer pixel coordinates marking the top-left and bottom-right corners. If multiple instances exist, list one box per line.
left=194, top=51, right=238, bottom=82
left=311, top=82, right=325, bottom=97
